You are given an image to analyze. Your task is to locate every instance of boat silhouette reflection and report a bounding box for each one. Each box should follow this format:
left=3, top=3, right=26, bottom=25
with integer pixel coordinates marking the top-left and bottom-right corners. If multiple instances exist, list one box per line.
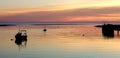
left=15, top=30, right=27, bottom=50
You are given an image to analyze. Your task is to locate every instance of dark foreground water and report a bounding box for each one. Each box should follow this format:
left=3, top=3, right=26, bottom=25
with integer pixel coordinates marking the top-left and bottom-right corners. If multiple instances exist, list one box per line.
left=0, top=25, right=120, bottom=58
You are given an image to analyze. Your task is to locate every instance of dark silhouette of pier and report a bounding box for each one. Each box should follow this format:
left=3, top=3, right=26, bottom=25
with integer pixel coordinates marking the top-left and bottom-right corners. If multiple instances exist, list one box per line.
left=96, top=24, right=120, bottom=38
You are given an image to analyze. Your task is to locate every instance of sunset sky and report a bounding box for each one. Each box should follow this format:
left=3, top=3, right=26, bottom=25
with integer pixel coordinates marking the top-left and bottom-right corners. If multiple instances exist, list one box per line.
left=0, top=0, right=120, bottom=22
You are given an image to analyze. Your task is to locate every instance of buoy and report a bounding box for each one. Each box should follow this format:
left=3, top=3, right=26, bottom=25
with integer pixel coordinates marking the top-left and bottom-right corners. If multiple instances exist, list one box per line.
left=11, top=39, right=14, bottom=41
left=82, top=34, right=85, bottom=36
left=43, top=29, right=47, bottom=32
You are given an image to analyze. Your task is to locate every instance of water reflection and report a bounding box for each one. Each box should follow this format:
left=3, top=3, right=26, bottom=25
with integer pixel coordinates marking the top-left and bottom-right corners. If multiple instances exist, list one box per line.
left=102, top=32, right=114, bottom=38
left=2, top=25, right=120, bottom=58
left=15, top=30, right=27, bottom=50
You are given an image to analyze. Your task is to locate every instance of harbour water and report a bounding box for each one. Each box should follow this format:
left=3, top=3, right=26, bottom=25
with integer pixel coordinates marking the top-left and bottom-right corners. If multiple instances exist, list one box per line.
left=0, top=24, right=120, bottom=58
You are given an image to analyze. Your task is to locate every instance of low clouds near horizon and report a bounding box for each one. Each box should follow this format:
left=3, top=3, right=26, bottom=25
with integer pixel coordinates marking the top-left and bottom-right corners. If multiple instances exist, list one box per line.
left=0, top=6, right=120, bottom=22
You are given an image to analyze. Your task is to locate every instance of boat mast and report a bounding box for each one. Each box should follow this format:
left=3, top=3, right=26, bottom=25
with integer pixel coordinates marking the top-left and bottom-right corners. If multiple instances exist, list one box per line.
left=18, top=25, right=20, bottom=32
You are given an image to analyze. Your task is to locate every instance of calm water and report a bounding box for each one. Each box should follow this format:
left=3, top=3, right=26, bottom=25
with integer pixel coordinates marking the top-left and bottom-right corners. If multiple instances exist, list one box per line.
left=1, top=25, right=120, bottom=58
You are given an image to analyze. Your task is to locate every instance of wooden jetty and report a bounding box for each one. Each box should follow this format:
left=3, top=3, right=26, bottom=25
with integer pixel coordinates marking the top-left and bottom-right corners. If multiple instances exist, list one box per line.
left=96, top=24, right=120, bottom=37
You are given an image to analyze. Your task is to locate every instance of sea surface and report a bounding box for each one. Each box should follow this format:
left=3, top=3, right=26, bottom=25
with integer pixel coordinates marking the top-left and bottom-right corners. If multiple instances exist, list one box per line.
left=0, top=24, right=120, bottom=58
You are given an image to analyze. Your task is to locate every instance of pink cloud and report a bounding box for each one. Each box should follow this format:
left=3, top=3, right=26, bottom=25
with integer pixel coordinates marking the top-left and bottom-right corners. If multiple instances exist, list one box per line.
left=0, top=6, right=120, bottom=22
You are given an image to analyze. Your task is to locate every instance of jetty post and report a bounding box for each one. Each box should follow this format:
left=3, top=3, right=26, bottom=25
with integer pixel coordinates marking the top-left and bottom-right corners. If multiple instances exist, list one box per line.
left=102, top=24, right=114, bottom=37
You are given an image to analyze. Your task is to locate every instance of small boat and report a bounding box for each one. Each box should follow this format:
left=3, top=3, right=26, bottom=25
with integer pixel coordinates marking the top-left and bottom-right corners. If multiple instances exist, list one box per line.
left=43, top=28, right=47, bottom=32
left=15, top=30, right=27, bottom=38
left=43, top=25, right=47, bottom=32
left=15, top=30, right=27, bottom=42
left=15, top=30, right=27, bottom=50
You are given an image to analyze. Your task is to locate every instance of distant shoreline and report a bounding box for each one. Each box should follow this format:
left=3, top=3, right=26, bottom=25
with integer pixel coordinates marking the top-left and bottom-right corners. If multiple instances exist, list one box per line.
left=0, top=24, right=16, bottom=27
left=0, top=22, right=120, bottom=26
left=0, top=23, right=98, bottom=26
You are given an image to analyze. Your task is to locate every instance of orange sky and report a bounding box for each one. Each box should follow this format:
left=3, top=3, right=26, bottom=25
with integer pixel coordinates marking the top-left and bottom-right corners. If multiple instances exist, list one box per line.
left=0, top=0, right=120, bottom=22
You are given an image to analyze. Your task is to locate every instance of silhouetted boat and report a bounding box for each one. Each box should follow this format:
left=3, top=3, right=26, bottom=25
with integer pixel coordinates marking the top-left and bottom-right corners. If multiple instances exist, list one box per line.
left=15, top=30, right=27, bottom=39
left=43, top=29, right=47, bottom=32
left=43, top=25, right=47, bottom=32
left=15, top=30, right=27, bottom=42
left=15, top=30, right=27, bottom=51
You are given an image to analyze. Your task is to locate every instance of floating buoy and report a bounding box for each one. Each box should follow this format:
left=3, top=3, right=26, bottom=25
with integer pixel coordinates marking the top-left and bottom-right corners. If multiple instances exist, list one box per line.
left=82, top=34, right=85, bottom=36
left=11, top=39, right=14, bottom=41
left=43, top=25, right=47, bottom=32
left=43, top=29, right=47, bottom=32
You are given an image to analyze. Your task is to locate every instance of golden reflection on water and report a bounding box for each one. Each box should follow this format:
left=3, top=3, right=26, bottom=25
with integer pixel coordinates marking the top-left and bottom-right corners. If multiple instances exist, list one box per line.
left=1, top=25, right=120, bottom=58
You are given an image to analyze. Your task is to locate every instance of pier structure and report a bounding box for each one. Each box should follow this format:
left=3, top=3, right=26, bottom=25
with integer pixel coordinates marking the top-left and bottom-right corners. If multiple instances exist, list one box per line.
left=96, top=24, right=120, bottom=37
